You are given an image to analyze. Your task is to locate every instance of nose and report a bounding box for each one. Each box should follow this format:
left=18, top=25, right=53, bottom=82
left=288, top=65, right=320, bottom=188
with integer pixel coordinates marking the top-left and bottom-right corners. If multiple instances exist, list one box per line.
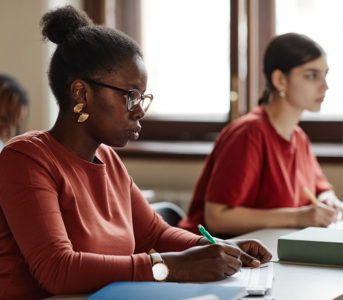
left=131, top=103, right=145, bottom=120
left=0, top=126, right=10, bottom=139
left=322, top=78, right=329, bottom=91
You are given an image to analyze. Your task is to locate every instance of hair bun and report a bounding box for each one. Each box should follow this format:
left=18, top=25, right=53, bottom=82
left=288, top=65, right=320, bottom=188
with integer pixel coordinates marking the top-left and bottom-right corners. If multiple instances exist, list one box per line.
left=40, top=5, right=92, bottom=44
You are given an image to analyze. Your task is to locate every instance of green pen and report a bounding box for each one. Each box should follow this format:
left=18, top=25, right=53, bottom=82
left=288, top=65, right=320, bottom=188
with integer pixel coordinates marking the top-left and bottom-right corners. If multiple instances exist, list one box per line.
left=198, top=224, right=216, bottom=244
left=198, top=224, right=242, bottom=272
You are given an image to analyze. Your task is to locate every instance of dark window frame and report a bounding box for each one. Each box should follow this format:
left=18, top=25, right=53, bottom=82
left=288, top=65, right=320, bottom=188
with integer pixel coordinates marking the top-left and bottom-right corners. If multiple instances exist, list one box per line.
left=84, top=0, right=343, bottom=148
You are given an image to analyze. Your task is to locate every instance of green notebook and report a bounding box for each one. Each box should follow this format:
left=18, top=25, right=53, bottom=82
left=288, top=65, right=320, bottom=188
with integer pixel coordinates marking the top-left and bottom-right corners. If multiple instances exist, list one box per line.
left=277, top=227, right=343, bottom=266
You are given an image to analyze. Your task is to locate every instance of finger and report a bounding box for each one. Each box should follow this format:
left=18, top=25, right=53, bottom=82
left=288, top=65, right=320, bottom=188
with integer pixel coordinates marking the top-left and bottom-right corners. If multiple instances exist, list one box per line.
left=250, top=242, right=273, bottom=263
left=240, top=251, right=260, bottom=267
left=318, top=214, right=333, bottom=227
left=224, top=265, right=239, bottom=276
left=223, top=256, right=242, bottom=276
left=260, top=250, right=272, bottom=263
left=221, top=244, right=241, bottom=258
left=237, top=240, right=272, bottom=264
left=318, top=203, right=336, bottom=215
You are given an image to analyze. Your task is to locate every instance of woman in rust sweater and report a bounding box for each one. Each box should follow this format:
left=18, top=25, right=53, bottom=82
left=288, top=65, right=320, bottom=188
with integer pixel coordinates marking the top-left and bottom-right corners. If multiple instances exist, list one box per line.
left=0, top=6, right=271, bottom=299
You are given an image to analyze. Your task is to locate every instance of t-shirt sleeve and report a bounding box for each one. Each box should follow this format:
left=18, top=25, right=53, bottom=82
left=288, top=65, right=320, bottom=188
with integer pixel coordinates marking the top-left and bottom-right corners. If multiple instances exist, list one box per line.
left=204, top=127, right=264, bottom=207
left=0, top=147, right=153, bottom=294
left=130, top=182, right=201, bottom=253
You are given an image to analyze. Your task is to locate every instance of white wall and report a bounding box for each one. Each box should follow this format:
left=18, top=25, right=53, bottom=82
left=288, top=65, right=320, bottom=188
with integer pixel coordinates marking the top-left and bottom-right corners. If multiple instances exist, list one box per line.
left=0, top=0, right=82, bottom=132
left=0, top=0, right=51, bottom=131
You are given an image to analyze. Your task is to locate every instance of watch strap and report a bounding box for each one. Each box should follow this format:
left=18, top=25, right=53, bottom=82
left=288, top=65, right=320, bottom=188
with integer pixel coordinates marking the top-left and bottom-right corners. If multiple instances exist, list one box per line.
left=150, top=252, right=164, bottom=265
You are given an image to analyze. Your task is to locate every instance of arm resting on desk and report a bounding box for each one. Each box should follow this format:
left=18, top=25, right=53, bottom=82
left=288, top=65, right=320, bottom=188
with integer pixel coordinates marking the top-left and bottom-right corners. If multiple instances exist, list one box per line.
left=204, top=202, right=337, bottom=236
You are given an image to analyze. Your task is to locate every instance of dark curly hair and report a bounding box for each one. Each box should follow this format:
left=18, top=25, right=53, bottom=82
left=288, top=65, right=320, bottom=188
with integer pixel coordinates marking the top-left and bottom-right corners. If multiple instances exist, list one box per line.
left=259, top=33, right=325, bottom=105
left=40, top=5, right=142, bottom=111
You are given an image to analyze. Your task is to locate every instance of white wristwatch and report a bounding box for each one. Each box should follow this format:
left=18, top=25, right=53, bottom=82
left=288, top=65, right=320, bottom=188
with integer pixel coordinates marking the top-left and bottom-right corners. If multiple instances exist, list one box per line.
left=150, top=252, right=169, bottom=281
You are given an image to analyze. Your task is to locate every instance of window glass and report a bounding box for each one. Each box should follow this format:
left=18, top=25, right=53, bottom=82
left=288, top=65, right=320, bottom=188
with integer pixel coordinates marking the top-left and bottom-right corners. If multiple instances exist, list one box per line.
left=276, top=0, right=343, bottom=118
left=141, top=0, right=230, bottom=121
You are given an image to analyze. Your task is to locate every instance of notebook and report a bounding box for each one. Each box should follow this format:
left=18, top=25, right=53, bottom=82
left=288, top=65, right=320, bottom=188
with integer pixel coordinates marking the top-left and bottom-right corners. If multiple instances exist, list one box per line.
left=277, top=227, right=343, bottom=266
left=86, top=282, right=246, bottom=300
left=211, top=262, right=274, bottom=296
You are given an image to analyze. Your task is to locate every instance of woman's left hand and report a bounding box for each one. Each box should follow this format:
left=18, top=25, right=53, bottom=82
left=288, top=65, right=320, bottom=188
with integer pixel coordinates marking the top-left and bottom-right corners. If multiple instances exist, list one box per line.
left=198, top=237, right=272, bottom=267
left=230, top=239, right=272, bottom=267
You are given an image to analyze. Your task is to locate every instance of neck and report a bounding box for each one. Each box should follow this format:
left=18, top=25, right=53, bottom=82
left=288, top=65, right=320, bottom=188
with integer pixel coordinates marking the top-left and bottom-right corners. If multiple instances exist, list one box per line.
left=48, top=112, right=99, bottom=162
left=264, top=94, right=303, bottom=141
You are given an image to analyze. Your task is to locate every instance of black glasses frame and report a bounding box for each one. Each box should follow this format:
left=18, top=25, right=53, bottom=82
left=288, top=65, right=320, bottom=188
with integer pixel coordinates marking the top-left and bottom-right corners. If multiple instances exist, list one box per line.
left=82, top=78, right=153, bottom=112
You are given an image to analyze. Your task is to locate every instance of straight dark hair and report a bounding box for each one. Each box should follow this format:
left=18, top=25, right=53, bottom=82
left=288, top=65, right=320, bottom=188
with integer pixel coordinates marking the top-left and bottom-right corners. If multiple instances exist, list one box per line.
left=258, top=33, right=325, bottom=105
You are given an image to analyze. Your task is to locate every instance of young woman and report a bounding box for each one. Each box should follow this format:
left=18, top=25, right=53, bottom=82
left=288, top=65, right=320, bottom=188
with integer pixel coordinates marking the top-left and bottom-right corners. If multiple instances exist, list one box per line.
left=0, top=6, right=271, bottom=299
left=0, top=74, right=28, bottom=151
left=179, top=33, right=342, bottom=237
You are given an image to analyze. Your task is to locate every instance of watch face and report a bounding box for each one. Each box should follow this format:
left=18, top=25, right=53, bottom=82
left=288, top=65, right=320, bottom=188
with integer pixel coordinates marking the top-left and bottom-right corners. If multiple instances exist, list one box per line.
left=152, top=263, right=169, bottom=281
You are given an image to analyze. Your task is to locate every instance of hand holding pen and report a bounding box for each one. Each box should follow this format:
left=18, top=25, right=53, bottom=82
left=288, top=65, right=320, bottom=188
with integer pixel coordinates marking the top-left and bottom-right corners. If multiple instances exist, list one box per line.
left=159, top=225, right=271, bottom=282
left=197, top=224, right=271, bottom=268
left=298, top=187, right=338, bottom=227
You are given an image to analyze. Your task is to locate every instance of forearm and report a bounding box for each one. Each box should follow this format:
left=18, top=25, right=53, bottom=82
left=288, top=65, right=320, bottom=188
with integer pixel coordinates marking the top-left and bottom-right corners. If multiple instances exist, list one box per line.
left=156, top=226, right=201, bottom=252
left=34, top=250, right=153, bottom=294
left=204, top=202, right=299, bottom=236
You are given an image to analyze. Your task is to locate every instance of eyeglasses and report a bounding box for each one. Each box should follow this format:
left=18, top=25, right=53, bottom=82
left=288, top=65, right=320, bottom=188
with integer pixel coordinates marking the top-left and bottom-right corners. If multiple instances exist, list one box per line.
left=82, top=78, right=153, bottom=112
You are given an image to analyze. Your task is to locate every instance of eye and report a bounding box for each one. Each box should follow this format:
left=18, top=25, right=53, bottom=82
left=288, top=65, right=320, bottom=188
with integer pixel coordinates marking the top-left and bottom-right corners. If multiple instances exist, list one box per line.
left=127, top=90, right=140, bottom=103
left=305, top=72, right=317, bottom=79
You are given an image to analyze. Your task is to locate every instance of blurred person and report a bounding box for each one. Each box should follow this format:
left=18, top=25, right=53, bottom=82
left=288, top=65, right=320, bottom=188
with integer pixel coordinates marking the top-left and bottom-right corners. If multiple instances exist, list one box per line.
left=0, top=74, right=28, bottom=151
left=179, top=33, right=342, bottom=237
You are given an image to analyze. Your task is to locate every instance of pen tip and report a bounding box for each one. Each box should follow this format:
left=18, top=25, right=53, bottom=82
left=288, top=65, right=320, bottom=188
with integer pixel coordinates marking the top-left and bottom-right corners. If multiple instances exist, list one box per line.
left=197, top=224, right=202, bottom=228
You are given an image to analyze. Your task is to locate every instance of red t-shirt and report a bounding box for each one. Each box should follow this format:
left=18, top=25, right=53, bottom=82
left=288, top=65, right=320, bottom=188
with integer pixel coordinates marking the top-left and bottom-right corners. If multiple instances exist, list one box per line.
left=0, top=131, right=200, bottom=299
left=179, top=106, right=332, bottom=234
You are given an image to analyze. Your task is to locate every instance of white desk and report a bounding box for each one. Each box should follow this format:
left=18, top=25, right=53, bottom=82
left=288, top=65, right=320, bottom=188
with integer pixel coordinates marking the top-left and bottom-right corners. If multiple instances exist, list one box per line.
left=47, top=228, right=343, bottom=300
left=237, top=228, right=343, bottom=300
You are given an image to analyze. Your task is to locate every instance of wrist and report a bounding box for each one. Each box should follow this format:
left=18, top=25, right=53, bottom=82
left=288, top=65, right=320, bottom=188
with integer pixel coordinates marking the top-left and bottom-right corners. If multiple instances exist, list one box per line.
left=150, top=252, right=170, bottom=281
left=267, top=207, right=300, bottom=228
left=291, top=207, right=303, bottom=228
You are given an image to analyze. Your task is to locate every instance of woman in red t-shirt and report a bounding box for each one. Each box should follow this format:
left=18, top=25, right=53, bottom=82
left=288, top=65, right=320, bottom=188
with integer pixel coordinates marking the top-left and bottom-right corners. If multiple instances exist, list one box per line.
left=179, top=33, right=342, bottom=236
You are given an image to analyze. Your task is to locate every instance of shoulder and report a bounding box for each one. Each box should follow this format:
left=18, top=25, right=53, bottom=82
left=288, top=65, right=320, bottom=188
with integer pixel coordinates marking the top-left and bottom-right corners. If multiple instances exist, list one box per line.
left=97, top=144, right=122, bottom=162
left=2, top=130, right=49, bottom=155
left=218, top=106, right=267, bottom=144
left=293, top=125, right=311, bottom=144
left=0, top=131, right=60, bottom=180
left=292, top=125, right=312, bottom=156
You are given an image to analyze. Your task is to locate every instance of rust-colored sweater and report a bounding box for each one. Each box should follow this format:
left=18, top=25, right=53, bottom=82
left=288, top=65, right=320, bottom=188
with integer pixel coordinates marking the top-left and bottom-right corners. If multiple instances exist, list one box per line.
left=0, top=131, right=200, bottom=299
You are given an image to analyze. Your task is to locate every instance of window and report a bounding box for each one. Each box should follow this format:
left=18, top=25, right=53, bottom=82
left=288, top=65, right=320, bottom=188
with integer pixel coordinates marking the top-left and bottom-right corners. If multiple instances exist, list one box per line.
left=84, top=0, right=342, bottom=147
left=141, top=0, right=230, bottom=121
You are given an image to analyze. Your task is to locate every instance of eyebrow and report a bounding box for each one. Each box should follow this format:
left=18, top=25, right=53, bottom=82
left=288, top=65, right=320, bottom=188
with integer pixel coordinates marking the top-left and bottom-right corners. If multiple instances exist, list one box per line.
left=304, top=68, right=329, bottom=73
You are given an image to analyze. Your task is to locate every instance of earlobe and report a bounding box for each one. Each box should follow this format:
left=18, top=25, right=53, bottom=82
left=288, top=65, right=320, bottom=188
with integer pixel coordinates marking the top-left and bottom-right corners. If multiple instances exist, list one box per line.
left=271, top=69, right=287, bottom=94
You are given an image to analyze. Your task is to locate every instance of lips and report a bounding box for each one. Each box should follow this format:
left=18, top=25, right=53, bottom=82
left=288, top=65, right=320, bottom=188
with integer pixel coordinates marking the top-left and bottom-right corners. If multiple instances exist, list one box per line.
left=316, top=95, right=325, bottom=103
left=127, top=126, right=141, bottom=140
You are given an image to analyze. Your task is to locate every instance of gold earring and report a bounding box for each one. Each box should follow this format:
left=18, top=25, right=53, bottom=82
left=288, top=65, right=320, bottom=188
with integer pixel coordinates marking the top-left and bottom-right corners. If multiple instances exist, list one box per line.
left=73, top=103, right=89, bottom=123
left=78, top=113, right=89, bottom=123
left=74, top=103, right=84, bottom=113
